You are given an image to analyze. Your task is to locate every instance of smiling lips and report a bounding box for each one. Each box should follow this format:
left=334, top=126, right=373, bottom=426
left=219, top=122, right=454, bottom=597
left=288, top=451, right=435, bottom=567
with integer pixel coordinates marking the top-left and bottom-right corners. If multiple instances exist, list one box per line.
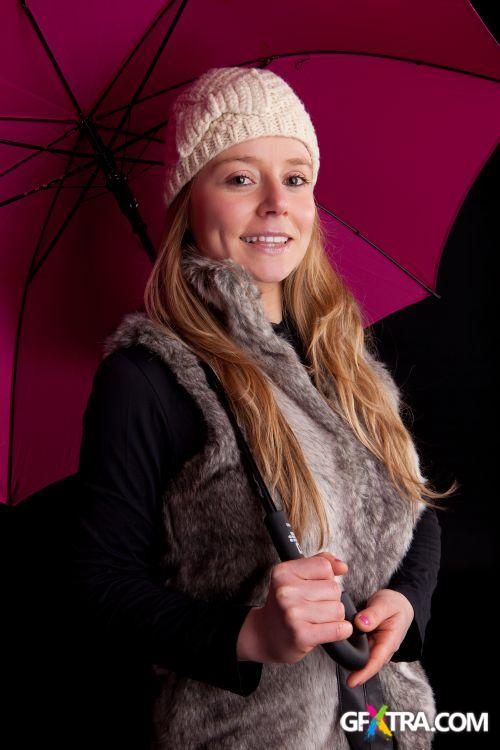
left=241, top=235, right=291, bottom=243
left=240, top=235, right=292, bottom=255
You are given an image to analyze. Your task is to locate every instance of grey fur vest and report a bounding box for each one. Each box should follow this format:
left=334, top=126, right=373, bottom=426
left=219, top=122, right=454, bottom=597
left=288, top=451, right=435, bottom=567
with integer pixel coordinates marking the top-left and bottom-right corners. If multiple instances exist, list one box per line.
left=103, top=248, right=436, bottom=749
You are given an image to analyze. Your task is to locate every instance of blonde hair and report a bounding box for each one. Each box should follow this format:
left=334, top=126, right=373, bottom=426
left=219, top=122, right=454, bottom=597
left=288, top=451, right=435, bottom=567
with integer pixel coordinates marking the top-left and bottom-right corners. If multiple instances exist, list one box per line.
left=144, top=180, right=458, bottom=550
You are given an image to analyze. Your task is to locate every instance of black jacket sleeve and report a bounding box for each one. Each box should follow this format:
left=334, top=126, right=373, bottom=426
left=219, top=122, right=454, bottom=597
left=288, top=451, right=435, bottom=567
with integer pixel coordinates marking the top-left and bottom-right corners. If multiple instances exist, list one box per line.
left=72, top=348, right=262, bottom=697
left=387, top=507, right=441, bottom=661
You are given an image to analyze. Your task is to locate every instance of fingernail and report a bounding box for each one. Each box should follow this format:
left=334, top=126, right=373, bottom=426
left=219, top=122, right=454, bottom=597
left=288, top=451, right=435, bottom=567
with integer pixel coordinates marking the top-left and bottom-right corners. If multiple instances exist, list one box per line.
left=359, top=615, right=370, bottom=625
left=336, top=557, right=346, bottom=563
left=351, top=681, right=359, bottom=688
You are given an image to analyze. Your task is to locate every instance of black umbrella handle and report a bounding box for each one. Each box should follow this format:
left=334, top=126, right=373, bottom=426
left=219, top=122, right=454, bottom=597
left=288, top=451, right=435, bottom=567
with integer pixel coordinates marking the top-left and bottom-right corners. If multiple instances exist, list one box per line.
left=265, top=510, right=370, bottom=672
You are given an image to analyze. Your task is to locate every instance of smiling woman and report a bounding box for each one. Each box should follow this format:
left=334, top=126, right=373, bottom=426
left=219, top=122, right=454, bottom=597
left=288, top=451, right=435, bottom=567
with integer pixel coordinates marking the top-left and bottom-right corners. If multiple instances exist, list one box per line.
left=73, top=66, right=454, bottom=750
left=187, top=136, right=316, bottom=322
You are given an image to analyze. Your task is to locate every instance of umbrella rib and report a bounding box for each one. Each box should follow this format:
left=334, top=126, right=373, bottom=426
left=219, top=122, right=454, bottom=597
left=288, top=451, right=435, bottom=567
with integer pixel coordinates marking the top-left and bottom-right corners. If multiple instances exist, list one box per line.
left=103, top=0, right=190, bottom=153
left=125, top=122, right=152, bottom=178
left=94, top=80, right=187, bottom=122
left=245, top=50, right=500, bottom=84
left=107, top=120, right=168, bottom=174
left=117, top=111, right=132, bottom=174
left=92, top=45, right=500, bottom=125
left=0, top=137, right=161, bottom=165
left=89, top=0, right=179, bottom=118
left=0, top=120, right=167, bottom=206
left=80, top=163, right=156, bottom=203
left=6, top=135, right=100, bottom=503
left=316, top=200, right=441, bottom=299
left=0, top=116, right=78, bottom=125
left=0, top=118, right=166, bottom=182
left=98, top=119, right=168, bottom=145
left=0, top=155, right=98, bottom=207
left=0, top=124, right=81, bottom=179
left=11, top=3, right=166, bottom=266
left=31, top=129, right=92, bottom=276
left=96, top=123, right=163, bottom=144
left=28, top=164, right=102, bottom=281
left=20, top=0, right=85, bottom=116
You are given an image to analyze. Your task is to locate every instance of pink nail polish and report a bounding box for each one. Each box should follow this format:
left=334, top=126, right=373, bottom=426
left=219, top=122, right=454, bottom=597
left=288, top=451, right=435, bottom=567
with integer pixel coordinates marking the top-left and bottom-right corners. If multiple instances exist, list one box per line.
left=359, top=615, right=370, bottom=625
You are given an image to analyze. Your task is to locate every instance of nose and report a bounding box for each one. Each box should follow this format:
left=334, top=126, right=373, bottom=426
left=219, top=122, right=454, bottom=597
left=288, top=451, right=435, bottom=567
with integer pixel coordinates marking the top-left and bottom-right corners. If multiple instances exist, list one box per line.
left=257, top=178, right=289, bottom=215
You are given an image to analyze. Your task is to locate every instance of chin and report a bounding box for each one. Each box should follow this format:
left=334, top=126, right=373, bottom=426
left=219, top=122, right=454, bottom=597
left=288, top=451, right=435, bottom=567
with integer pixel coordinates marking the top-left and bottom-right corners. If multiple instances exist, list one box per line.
left=243, top=256, right=296, bottom=284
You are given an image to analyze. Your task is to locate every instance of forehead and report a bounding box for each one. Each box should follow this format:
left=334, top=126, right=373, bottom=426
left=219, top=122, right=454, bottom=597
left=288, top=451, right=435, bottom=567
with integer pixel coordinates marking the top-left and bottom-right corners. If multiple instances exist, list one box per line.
left=208, top=137, right=312, bottom=172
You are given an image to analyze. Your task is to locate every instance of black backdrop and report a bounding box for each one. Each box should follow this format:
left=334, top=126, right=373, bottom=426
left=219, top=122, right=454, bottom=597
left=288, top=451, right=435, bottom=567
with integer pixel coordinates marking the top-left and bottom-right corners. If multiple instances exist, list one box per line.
left=371, top=144, right=498, bottom=747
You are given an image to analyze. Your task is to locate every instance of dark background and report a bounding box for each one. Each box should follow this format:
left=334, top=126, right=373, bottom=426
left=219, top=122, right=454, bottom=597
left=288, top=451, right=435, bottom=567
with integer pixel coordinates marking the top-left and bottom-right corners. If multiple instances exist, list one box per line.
left=372, top=143, right=498, bottom=747
left=374, top=3, right=500, bottom=741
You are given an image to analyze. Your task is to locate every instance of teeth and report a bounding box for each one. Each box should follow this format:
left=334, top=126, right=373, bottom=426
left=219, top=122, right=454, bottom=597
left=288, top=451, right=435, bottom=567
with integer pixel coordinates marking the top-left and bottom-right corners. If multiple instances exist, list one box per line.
left=241, top=236, right=289, bottom=243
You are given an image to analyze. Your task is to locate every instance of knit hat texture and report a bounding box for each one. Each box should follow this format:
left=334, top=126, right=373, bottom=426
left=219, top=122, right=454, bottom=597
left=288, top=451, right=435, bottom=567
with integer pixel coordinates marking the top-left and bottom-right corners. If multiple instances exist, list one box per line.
left=163, top=66, right=320, bottom=208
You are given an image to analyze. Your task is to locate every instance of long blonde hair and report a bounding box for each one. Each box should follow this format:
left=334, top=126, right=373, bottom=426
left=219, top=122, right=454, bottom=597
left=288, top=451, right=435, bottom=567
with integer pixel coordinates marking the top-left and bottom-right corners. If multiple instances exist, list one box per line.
left=144, top=180, right=458, bottom=550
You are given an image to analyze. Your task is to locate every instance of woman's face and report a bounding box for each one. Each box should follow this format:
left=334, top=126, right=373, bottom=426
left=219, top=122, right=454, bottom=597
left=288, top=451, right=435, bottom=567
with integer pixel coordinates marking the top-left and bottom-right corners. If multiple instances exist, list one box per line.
left=188, top=136, right=316, bottom=318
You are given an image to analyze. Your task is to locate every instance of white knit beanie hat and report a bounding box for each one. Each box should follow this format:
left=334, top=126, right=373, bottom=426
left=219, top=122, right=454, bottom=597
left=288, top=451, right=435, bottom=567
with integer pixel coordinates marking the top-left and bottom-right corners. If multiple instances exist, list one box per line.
left=163, top=66, right=320, bottom=208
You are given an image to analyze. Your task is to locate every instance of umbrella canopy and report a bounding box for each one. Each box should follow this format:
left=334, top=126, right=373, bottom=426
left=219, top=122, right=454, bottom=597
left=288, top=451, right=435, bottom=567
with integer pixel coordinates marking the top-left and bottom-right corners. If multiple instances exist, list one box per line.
left=1, top=0, right=499, bottom=504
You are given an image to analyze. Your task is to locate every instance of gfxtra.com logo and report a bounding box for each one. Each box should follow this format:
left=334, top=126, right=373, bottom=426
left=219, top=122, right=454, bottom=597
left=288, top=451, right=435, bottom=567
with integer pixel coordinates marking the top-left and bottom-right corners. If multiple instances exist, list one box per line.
left=341, top=706, right=489, bottom=737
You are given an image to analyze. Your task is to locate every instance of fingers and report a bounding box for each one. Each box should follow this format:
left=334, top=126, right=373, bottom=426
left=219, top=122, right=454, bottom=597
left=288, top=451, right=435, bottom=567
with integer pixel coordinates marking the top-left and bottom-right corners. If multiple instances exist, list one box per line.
left=274, top=554, right=348, bottom=585
left=305, top=553, right=348, bottom=579
left=315, top=551, right=349, bottom=576
left=276, top=578, right=344, bottom=614
left=293, top=618, right=354, bottom=652
left=286, top=599, right=346, bottom=624
left=274, top=560, right=344, bottom=604
left=301, top=579, right=344, bottom=603
left=354, top=604, right=390, bottom=635
left=356, top=589, right=413, bottom=633
left=346, top=636, right=398, bottom=689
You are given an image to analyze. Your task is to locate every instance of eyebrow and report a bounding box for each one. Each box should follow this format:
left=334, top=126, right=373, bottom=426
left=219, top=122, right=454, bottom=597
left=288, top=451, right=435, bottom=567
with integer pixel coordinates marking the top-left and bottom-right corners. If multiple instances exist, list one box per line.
left=211, top=155, right=313, bottom=171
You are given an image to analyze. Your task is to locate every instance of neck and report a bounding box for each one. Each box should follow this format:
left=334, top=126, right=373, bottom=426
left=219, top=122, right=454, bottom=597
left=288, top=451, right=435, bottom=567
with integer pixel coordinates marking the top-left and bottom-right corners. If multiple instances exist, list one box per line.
left=253, top=279, right=283, bottom=325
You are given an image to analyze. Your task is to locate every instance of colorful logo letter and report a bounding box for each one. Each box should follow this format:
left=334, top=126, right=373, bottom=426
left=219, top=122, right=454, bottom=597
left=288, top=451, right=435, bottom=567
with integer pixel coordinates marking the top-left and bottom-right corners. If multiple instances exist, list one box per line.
left=365, top=704, right=393, bottom=741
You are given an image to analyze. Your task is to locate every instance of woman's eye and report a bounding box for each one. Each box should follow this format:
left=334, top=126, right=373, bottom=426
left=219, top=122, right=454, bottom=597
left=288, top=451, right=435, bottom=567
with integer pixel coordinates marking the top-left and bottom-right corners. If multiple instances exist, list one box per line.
left=287, top=173, right=310, bottom=186
left=227, top=174, right=252, bottom=186
left=227, top=173, right=309, bottom=187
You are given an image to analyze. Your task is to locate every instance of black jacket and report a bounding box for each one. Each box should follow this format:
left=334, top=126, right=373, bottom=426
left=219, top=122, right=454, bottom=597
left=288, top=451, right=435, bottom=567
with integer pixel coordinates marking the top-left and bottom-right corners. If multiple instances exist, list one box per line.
left=73, top=318, right=441, bottom=696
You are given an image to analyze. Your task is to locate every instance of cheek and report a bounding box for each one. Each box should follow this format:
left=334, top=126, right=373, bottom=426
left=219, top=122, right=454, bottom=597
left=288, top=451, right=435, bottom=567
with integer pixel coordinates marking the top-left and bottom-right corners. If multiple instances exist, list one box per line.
left=300, top=209, right=316, bottom=243
left=290, top=194, right=315, bottom=230
left=301, top=200, right=316, bottom=226
left=203, top=200, right=242, bottom=237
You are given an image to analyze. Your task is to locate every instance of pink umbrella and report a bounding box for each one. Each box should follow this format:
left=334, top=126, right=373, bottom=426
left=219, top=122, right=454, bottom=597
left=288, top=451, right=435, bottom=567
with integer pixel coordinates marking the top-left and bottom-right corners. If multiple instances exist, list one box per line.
left=1, top=0, right=499, bottom=505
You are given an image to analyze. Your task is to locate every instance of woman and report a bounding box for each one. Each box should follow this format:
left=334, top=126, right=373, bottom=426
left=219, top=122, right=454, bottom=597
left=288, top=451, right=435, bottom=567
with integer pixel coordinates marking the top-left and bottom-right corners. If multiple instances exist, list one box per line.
left=74, top=67, right=455, bottom=748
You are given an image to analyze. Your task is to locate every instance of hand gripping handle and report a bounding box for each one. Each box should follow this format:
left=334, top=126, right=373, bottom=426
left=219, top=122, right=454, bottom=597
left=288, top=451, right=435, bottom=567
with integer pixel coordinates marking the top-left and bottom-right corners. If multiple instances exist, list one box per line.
left=264, top=510, right=370, bottom=672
